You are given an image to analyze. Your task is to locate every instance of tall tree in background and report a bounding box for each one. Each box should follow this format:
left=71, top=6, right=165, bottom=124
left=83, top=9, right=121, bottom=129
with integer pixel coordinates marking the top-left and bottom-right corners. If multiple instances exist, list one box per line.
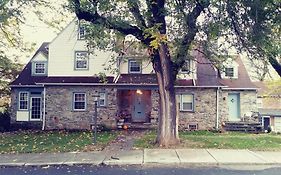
left=0, top=0, right=69, bottom=107
left=69, top=0, right=280, bottom=146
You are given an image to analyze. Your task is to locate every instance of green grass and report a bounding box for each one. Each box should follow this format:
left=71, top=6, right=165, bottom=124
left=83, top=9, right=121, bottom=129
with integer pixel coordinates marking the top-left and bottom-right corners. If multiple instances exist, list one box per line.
left=0, top=130, right=117, bottom=154
left=134, top=130, right=281, bottom=151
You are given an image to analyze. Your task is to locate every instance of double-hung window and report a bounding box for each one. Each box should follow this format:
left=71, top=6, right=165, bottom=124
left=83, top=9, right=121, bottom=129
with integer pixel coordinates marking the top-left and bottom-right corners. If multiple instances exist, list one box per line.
left=73, top=93, right=86, bottom=110
left=99, top=92, right=106, bottom=107
left=75, top=51, right=88, bottom=70
left=225, top=67, right=234, bottom=77
left=177, top=94, right=194, bottom=112
left=78, top=26, right=86, bottom=40
left=34, top=63, right=46, bottom=74
left=129, top=60, right=141, bottom=73
left=19, top=92, right=29, bottom=110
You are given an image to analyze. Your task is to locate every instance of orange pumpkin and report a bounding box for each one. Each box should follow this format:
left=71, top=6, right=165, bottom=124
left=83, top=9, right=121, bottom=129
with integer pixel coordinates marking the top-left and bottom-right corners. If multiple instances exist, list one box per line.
left=123, top=125, right=128, bottom=130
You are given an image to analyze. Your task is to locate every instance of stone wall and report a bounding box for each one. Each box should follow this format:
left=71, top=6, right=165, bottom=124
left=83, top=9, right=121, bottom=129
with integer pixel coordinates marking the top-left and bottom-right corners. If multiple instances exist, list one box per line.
left=176, top=88, right=218, bottom=130
left=220, top=90, right=258, bottom=123
left=45, top=86, right=117, bottom=130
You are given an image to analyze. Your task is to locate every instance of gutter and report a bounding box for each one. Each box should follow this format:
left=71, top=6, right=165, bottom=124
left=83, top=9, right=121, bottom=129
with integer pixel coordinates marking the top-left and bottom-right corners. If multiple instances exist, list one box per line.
left=221, top=87, right=258, bottom=90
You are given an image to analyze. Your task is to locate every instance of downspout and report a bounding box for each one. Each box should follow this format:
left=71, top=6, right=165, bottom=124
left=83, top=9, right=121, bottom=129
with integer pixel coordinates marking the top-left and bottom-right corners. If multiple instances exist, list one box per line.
left=216, top=87, right=220, bottom=130
left=42, top=85, right=46, bottom=130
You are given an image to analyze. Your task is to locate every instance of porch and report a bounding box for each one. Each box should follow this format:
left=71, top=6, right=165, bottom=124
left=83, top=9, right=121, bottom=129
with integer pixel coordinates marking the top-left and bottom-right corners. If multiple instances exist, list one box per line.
left=117, top=89, right=159, bottom=125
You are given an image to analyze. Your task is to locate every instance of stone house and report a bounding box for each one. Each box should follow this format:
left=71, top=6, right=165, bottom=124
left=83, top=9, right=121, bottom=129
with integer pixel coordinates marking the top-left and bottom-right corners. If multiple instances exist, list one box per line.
left=10, top=19, right=258, bottom=130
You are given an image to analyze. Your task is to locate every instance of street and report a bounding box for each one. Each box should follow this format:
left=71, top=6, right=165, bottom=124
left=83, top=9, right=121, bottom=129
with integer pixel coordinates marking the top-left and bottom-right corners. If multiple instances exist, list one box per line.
left=1, top=165, right=281, bottom=175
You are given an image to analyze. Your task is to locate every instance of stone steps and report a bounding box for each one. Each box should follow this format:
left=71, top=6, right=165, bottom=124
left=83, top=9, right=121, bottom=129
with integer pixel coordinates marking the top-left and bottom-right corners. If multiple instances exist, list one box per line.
left=223, top=121, right=263, bottom=133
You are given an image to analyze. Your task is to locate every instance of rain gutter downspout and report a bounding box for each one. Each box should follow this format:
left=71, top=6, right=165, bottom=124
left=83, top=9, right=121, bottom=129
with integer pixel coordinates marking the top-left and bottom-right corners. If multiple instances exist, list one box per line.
left=216, top=87, right=220, bottom=130
left=42, top=85, right=46, bottom=130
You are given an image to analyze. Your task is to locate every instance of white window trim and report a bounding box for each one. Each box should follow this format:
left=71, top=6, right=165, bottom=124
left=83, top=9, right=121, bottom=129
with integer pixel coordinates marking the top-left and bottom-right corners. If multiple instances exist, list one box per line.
left=30, top=97, right=42, bottom=121
left=98, top=92, right=107, bottom=107
left=18, top=91, right=29, bottom=111
left=128, top=59, right=141, bottom=74
left=73, top=93, right=87, bottom=111
left=74, top=51, right=89, bottom=70
left=34, top=62, right=46, bottom=74
left=178, top=94, right=194, bottom=112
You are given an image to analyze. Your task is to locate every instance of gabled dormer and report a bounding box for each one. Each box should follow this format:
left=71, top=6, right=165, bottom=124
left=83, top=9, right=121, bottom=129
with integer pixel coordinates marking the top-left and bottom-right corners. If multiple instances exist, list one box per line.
left=221, top=57, right=239, bottom=79
left=31, top=42, right=49, bottom=76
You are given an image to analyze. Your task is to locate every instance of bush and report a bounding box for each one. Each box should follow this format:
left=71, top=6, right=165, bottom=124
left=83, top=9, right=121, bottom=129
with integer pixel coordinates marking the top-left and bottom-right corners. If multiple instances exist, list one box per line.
left=0, top=109, right=10, bottom=132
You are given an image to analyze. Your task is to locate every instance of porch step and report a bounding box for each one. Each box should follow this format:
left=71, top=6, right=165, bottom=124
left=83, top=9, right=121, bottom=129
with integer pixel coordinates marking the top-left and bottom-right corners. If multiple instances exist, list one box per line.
left=223, top=121, right=263, bottom=133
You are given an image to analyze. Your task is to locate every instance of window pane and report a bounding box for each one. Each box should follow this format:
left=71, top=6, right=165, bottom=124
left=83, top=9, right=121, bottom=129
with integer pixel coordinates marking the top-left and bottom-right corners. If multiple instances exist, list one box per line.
left=99, top=92, right=106, bottom=106
left=182, top=94, right=193, bottom=102
left=79, top=26, right=85, bottom=39
left=35, top=63, right=45, bottom=74
left=182, top=102, right=192, bottom=110
left=75, top=52, right=88, bottom=69
left=129, top=60, right=141, bottom=73
left=19, top=92, right=28, bottom=110
left=225, top=68, right=234, bottom=77
left=74, top=93, right=86, bottom=110
left=181, top=60, right=190, bottom=73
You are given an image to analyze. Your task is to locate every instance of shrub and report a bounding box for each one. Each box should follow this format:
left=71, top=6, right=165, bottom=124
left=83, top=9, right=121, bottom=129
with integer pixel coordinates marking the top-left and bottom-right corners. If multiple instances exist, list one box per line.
left=0, top=109, right=10, bottom=132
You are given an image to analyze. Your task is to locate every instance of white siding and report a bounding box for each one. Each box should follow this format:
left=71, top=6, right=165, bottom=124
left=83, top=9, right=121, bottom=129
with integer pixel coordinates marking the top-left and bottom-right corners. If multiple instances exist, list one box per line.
left=119, top=57, right=154, bottom=74
left=32, top=52, right=47, bottom=62
left=48, top=20, right=116, bottom=76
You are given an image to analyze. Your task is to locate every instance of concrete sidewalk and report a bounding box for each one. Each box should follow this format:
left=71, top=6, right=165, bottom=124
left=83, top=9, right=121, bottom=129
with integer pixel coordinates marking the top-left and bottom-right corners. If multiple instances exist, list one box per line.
left=1, top=149, right=281, bottom=167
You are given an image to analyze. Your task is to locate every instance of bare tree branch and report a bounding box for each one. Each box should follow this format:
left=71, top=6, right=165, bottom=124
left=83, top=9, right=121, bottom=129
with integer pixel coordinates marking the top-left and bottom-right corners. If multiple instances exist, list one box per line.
left=72, top=0, right=151, bottom=45
left=127, top=0, right=147, bottom=29
left=173, top=0, right=210, bottom=76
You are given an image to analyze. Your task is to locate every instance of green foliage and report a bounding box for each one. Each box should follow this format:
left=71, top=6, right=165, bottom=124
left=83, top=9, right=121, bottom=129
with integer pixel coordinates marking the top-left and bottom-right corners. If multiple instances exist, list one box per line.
left=69, top=0, right=281, bottom=77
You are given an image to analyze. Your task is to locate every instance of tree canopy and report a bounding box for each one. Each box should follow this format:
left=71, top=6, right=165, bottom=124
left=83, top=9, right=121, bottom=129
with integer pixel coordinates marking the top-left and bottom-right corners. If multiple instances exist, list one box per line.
left=69, top=0, right=281, bottom=146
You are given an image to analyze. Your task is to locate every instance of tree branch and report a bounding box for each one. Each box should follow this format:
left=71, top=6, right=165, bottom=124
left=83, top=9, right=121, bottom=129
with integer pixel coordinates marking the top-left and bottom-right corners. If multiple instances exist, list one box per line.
left=127, top=0, right=147, bottom=29
left=173, top=0, right=210, bottom=76
left=72, top=0, right=151, bottom=45
left=146, top=0, right=166, bottom=34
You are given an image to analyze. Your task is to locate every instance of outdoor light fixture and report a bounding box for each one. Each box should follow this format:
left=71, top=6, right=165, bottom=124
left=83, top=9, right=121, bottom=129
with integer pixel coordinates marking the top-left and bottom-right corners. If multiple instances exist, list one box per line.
left=136, top=89, right=143, bottom=95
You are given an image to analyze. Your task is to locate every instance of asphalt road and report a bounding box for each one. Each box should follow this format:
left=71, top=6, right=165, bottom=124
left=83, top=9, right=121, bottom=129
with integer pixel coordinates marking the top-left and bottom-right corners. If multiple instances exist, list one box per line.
left=1, top=165, right=281, bottom=175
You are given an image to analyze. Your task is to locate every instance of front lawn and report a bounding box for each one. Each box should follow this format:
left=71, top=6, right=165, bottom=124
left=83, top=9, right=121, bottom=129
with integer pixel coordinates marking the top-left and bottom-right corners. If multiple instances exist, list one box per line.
left=0, top=130, right=117, bottom=154
left=134, top=130, right=281, bottom=151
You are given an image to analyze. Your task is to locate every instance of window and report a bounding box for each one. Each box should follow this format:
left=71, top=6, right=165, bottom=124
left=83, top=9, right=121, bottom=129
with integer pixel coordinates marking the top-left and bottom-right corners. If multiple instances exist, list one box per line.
left=181, top=60, right=190, bottom=73
left=19, top=92, right=29, bottom=110
left=177, top=94, right=194, bottom=111
left=73, top=93, right=86, bottom=110
left=188, top=123, right=198, bottom=131
left=34, top=63, right=46, bottom=74
left=78, top=26, right=86, bottom=39
left=75, top=52, right=88, bottom=70
left=225, top=67, right=234, bottom=77
left=129, top=60, right=141, bottom=73
left=99, top=92, right=107, bottom=107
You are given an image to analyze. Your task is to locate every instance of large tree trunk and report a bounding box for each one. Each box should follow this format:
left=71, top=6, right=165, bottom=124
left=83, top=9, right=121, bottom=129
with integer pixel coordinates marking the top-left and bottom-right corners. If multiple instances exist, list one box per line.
left=152, top=43, right=180, bottom=147
left=268, top=56, right=281, bottom=77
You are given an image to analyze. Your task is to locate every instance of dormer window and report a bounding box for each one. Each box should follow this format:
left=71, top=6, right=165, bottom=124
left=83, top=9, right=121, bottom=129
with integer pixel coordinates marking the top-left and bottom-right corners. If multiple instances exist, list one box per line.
left=35, top=63, right=46, bottom=74
left=225, top=67, right=234, bottom=77
left=75, top=51, right=89, bottom=70
left=129, top=59, right=141, bottom=73
left=180, top=60, right=191, bottom=74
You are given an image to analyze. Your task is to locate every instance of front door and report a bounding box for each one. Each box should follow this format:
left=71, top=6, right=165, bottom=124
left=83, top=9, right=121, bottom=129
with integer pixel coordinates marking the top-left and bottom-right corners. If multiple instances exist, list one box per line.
left=132, top=90, right=146, bottom=122
left=228, top=93, right=240, bottom=121
left=263, top=117, right=270, bottom=131
left=30, top=97, right=41, bottom=121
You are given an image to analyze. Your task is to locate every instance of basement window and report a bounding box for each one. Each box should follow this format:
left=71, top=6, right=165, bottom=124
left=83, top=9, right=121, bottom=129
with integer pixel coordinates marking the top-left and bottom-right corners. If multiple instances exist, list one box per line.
left=188, top=123, right=198, bottom=131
